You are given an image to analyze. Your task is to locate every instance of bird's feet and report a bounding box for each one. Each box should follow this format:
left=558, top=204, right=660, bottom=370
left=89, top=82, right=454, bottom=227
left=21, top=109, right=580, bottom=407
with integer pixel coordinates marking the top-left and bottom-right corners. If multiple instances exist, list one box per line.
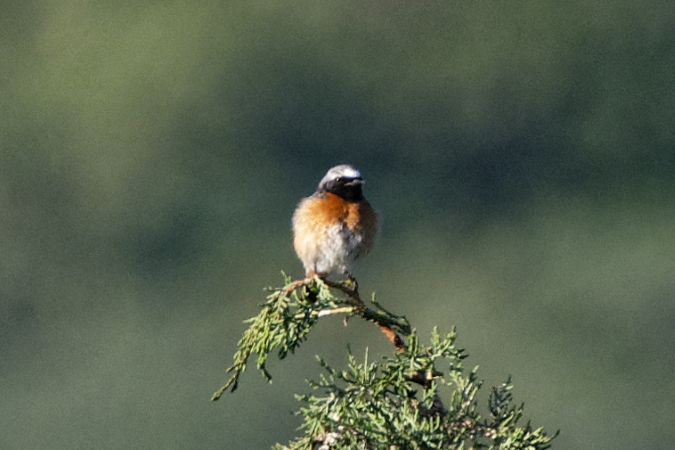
left=282, top=273, right=323, bottom=299
left=345, top=273, right=359, bottom=294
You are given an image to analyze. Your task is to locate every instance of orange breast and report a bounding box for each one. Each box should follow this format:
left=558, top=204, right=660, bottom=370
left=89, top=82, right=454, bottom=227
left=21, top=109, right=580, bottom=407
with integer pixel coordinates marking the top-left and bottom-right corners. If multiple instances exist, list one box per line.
left=301, top=192, right=376, bottom=232
left=292, top=192, right=378, bottom=275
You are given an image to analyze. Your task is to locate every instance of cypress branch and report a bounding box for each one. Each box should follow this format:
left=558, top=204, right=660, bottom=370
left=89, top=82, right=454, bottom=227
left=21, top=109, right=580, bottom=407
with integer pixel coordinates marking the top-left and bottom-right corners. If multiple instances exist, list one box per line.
left=212, top=273, right=558, bottom=449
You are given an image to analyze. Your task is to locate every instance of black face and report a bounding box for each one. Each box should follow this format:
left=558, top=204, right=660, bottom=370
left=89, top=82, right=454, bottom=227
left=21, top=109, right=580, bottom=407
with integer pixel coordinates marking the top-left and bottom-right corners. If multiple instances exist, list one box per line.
left=321, top=176, right=364, bottom=201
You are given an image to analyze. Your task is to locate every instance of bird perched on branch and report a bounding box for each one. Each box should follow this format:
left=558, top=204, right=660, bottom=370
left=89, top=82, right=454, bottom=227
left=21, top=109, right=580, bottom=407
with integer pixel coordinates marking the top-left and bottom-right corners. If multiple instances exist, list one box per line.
left=292, top=164, right=378, bottom=280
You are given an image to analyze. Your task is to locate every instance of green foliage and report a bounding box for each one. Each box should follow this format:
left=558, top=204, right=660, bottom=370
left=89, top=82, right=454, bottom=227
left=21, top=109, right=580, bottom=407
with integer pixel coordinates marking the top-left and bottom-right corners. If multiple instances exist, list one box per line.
left=211, top=273, right=410, bottom=400
left=215, top=274, right=558, bottom=449
left=212, top=273, right=328, bottom=398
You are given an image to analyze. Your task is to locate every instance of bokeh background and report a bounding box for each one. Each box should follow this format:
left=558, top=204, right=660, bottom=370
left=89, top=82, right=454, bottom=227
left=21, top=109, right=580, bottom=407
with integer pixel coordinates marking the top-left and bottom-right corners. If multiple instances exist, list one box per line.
left=2, top=1, right=675, bottom=448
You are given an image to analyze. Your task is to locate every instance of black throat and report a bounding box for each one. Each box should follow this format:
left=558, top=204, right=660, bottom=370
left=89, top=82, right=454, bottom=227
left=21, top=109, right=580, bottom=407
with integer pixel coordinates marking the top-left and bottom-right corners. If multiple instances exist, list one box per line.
left=321, top=180, right=364, bottom=202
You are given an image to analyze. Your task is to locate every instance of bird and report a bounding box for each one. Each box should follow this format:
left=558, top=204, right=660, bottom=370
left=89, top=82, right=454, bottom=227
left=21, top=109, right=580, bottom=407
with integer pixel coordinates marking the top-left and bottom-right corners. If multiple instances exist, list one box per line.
left=292, top=164, right=378, bottom=280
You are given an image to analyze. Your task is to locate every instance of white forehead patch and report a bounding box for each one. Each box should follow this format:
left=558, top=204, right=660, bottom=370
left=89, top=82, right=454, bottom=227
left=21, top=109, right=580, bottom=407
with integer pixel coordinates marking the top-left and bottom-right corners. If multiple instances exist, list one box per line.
left=340, top=166, right=361, bottom=179
left=319, top=164, right=363, bottom=188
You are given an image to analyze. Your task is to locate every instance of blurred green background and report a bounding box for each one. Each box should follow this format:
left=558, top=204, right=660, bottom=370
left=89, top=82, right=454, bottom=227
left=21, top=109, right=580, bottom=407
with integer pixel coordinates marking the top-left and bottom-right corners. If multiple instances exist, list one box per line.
left=2, top=0, right=674, bottom=448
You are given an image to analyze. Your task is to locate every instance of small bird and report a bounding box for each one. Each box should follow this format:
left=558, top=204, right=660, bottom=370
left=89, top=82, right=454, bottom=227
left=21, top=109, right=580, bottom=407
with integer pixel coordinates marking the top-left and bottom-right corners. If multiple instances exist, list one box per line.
left=292, top=164, right=378, bottom=279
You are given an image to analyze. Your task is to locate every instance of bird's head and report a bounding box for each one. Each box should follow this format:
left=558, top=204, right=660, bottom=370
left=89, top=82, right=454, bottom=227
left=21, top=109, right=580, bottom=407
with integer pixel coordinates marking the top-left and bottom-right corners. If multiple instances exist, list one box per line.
left=317, top=164, right=365, bottom=201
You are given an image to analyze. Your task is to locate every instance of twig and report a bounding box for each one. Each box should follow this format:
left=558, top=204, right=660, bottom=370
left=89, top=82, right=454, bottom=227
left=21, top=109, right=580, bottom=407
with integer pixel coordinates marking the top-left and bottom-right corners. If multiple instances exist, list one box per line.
left=288, top=277, right=408, bottom=351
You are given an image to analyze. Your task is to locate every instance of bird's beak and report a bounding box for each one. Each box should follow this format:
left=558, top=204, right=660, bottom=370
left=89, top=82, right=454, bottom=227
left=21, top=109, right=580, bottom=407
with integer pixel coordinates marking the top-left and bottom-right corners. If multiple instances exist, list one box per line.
left=347, top=178, right=364, bottom=186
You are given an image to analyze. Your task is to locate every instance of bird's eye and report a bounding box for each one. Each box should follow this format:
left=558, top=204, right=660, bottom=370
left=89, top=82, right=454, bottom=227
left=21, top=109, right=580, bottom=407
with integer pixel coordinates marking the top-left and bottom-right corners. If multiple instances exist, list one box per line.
left=335, top=177, right=343, bottom=183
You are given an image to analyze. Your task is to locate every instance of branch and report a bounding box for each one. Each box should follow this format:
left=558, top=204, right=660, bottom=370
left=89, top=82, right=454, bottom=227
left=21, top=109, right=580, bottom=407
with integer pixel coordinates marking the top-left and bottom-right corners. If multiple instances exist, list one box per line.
left=213, top=272, right=558, bottom=450
left=307, top=278, right=409, bottom=351
left=212, top=273, right=410, bottom=401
